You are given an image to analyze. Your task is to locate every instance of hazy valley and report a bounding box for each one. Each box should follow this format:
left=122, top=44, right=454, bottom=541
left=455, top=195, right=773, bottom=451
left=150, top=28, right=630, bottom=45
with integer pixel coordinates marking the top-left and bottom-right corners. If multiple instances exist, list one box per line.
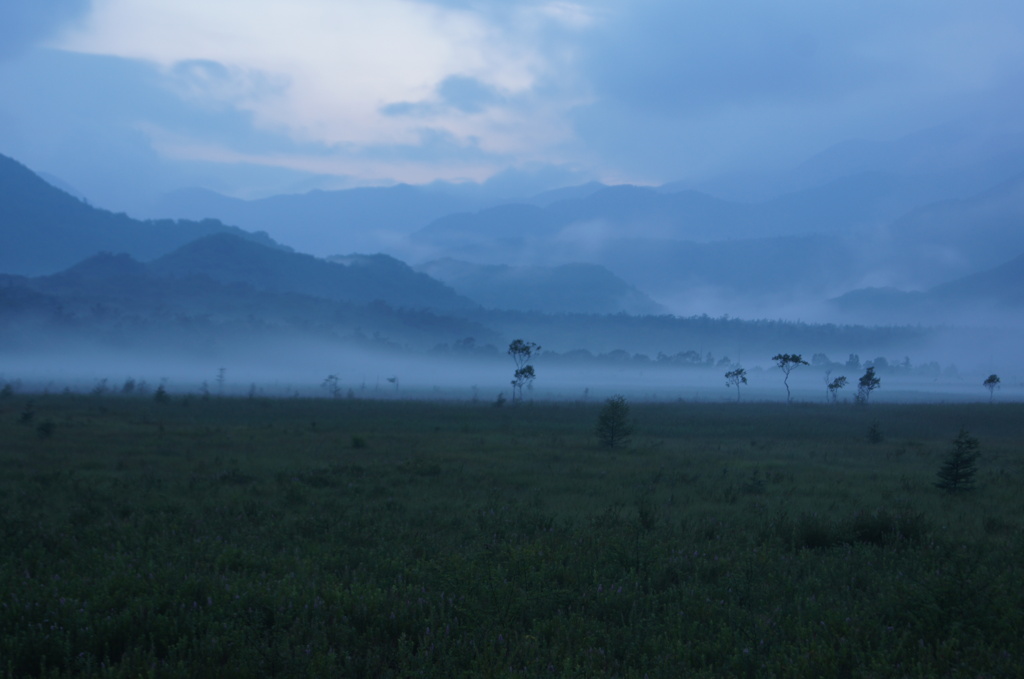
left=2, top=129, right=1023, bottom=400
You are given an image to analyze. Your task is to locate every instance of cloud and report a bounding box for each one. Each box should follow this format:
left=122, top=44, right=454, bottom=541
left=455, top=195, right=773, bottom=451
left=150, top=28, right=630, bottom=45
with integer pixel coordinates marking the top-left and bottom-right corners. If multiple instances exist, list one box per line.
left=437, top=75, right=504, bottom=114
left=570, top=0, right=1024, bottom=180
left=380, top=75, right=507, bottom=120
left=0, top=47, right=338, bottom=208
left=9, top=0, right=1024, bottom=196
left=52, top=0, right=591, bottom=174
left=582, top=1, right=1024, bottom=115
left=141, top=126, right=507, bottom=185
left=0, top=0, right=92, bottom=59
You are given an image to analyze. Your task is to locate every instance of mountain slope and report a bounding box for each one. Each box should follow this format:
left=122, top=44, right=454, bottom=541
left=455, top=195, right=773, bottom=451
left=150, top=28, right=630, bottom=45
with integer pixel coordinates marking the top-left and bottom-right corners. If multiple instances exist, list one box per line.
left=5, top=253, right=495, bottom=357
left=146, top=183, right=499, bottom=256
left=787, top=125, right=1024, bottom=197
left=150, top=233, right=477, bottom=312
left=878, top=171, right=1024, bottom=287
left=418, top=259, right=667, bottom=315
left=4, top=251, right=932, bottom=368
left=0, top=153, right=278, bottom=275
left=829, top=251, right=1024, bottom=324
left=930, top=252, right=1024, bottom=306
left=412, top=172, right=951, bottom=256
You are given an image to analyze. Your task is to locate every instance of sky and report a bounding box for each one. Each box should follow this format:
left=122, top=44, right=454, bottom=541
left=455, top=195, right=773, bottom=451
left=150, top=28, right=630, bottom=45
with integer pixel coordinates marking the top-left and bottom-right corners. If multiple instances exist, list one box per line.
left=1, top=0, right=1023, bottom=208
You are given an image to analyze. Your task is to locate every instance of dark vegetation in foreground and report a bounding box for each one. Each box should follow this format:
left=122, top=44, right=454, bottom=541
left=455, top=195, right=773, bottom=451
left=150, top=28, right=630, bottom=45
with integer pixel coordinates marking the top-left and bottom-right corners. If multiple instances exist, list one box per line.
left=2, top=394, right=1023, bottom=677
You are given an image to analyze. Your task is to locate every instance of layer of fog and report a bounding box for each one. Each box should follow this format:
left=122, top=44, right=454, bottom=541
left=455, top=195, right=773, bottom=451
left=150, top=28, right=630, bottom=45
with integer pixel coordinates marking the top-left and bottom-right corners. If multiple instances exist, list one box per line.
left=3, top=330, right=1019, bottom=404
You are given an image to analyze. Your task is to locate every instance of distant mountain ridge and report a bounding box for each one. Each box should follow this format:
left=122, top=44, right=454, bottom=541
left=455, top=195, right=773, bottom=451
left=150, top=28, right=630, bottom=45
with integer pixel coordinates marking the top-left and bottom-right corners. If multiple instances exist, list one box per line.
left=697, top=123, right=1024, bottom=201
left=148, top=233, right=476, bottom=312
left=0, top=153, right=473, bottom=313
left=418, top=258, right=666, bottom=316
left=1, top=248, right=930, bottom=365
left=6, top=141, right=1024, bottom=330
left=0, top=153, right=279, bottom=276
left=4, top=251, right=495, bottom=356
left=876, top=171, right=1024, bottom=287
left=829, top=251, right=1024, bottom=325
left=0, top=153, right=675, bottom=317
left=143, top=182, right=502, bottom=256
left=411, top=171, right=963, bottom=255
left=407, top=165, right=1024, bottom=321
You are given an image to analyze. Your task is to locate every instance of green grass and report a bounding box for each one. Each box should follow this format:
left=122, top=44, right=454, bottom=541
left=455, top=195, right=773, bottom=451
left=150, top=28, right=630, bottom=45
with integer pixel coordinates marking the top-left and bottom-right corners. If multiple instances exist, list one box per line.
left=1, top=393, right=1023, bottom=677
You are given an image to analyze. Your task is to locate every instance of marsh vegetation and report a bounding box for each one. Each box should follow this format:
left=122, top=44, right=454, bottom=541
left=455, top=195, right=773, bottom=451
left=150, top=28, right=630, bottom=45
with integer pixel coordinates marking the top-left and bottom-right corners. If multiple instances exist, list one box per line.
left=1, top=393, right=1022, bottom=677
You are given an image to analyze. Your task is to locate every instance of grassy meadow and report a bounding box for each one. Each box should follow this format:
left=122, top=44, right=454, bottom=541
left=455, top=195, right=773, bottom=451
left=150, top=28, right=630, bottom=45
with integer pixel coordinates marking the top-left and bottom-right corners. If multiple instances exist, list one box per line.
left=1, top=391, right=1023, bottom=677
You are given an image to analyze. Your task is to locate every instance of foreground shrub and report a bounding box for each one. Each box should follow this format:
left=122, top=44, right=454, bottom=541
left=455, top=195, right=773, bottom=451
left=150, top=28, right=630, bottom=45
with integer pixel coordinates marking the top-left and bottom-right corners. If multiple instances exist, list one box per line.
left=935, top=427, right=980, bottom=493
left=595, top=395, right=633, bottom=448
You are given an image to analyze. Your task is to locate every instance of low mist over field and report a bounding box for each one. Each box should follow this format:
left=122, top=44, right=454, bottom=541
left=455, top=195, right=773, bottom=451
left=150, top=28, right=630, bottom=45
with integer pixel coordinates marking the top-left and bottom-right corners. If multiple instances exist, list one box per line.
left=3, top=323, right=1019, bottom=406
left=2, top=1, right=1024, bottom=400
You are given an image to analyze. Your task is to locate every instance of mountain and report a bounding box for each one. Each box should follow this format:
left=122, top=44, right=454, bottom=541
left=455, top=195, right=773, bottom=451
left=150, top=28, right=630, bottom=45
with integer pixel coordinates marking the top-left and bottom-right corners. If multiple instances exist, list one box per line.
left=874, top=172, right=1024, bottom=287
left=829, top=251, right=1024, bottom=325
left=787, top=124, right=1024, bottom=198
left=32, top=251, right=162, bottom=300
left=4, top=252, right=496, bottom=358
left=2, top=249, right=931, bottom=370
left=409, top=173, right=952, bottom=266
left=148, top=233, right=477, bottom=313
left=144, top=183, right=503, bottom=256
left=411, top=203, right=560, bottom=253
left=527, top=181, right=609, bottom=207
left=410, top=187, right=742, bottom=254
left=410, top=184, right=868, bottom=315
left=147, top=165, right=959, bottom=266
left=696, top=123, right=1024, bottom=202
left=408, top=165, right=1024, bottom=320
left=0, top=153, right=278, bottom=276
left=413, top=170, right=977, bottom=253
left=930, top=252, right=1024, bottom=306
left=37, top=172, right=86, bottom=200
left=418, top=259, right=666, bottom=315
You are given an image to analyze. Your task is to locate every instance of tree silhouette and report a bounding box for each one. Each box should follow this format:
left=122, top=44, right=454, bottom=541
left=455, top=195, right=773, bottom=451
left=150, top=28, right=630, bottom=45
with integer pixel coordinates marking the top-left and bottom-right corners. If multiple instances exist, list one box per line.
left=827, top=375, right=848, bottom=403
left=983, top=374, right=1000, bottom=403
left=595, top=395, right=633, bottom=447
left=935, top=428, right=980, bottom=493
left=725, top=367, right=747, bottom=402
left=856, top=366, right=880, bottom=404
left=772, top=353, right=808, bottom=403
left=508, top=339, right=540, bottom=403
left=321, top=374, right=342, bottom=398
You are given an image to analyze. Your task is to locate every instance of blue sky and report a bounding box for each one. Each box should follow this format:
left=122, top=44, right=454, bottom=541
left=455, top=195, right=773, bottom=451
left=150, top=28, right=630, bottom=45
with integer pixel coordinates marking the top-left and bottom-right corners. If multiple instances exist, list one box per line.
left=2, top=0, right=1023, bottom=208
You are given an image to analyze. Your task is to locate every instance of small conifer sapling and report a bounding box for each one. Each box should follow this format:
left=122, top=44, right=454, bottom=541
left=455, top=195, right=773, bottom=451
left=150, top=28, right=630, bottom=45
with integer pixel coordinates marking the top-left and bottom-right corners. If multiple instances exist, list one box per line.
left=596, top=395, right=634, bottom=448
left=935, top=428, right=980, bottom=493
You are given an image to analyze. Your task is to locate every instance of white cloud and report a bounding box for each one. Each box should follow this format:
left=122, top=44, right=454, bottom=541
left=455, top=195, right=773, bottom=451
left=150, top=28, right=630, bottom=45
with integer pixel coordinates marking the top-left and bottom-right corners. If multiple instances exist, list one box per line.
left=567, top=0, right=1024, bottom=183
left=536, top=2, right=597, bottom=30
left=53, top=0, right=590, bottom=174
left=139, top=122, right=504, bottom=185
left=37, top=0, right=1024, bottom=192
left=0, top=0, right=92, bottom=60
